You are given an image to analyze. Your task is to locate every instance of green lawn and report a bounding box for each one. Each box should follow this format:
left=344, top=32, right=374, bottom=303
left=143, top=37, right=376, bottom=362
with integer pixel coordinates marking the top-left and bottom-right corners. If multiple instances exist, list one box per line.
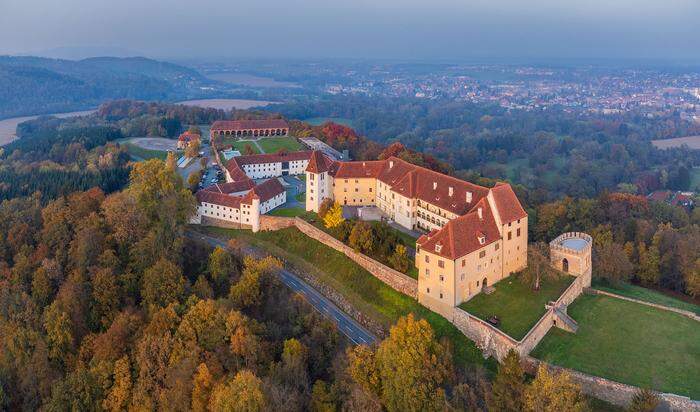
left=304, top=117, right=354, bottom=127
left=122, top=142, right=169, bottom=160
left=258, top=137, right=303, bottom=153
left=592, top=279, right=700, bottom=315
left=459, top=275, right=575, bottom=340
left=532, top=294, right=700, bottom=399
left=218, top=139, right=260, bottom=154
left=201, top=226, right=494, bottom=371
left=267, top=207, right=306, bottom=217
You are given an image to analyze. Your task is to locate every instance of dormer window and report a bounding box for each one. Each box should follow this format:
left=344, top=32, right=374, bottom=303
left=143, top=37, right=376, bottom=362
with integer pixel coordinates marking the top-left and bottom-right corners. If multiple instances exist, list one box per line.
left=435, top=243, right=443, bottom=253
left=478, top=235, right=486, bottom=245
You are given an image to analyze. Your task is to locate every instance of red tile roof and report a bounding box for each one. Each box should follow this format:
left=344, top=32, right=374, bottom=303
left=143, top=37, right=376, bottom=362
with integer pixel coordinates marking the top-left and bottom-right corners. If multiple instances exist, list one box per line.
left=196, top=190, right=243, bottom=209
left=490, top=182, right=528, bottom=223
left=178, top=131, right=200, bottom=142
left=417, top=198, right=501, bottom=260
left=211, top=119, right=289, bottom=131
left=306, top=150, right=334, bottom=173
left=203, top=180, right=255, bottom=194
left=242, top=178, right=285, bottom=203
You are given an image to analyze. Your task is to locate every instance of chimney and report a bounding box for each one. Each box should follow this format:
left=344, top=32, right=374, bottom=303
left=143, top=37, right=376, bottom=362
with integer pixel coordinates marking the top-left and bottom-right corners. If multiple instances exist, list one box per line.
left=389, top=160, right=394, bottom=168
left=433, top=181, right=437, bottom=190
left=362, top=161, right=366, bottom=167
left=477, top=207, right=483, bottom=220
left=466, top=191, right=472, bottom=203
left=448, top=186, right=454, bottom=197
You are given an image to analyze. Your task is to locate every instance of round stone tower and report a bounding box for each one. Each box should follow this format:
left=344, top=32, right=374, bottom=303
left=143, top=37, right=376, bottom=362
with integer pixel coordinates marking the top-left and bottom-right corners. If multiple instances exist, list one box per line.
left=549, top=232, right=592, bottom=285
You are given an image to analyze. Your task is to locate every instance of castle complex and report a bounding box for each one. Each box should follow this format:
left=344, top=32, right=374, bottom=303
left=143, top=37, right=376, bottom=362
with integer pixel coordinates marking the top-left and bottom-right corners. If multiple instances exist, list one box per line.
left=304, top=151, right=528, bottom=315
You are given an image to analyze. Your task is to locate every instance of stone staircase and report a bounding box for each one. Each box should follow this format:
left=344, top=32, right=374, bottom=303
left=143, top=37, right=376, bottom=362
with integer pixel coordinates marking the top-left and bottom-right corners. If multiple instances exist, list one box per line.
left=546, top=301, right=579, bottom=333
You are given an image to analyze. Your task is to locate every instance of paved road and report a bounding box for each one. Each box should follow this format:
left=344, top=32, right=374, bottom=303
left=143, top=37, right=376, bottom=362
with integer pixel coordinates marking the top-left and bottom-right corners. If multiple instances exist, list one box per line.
left=187, top=230, right=378, bottom=346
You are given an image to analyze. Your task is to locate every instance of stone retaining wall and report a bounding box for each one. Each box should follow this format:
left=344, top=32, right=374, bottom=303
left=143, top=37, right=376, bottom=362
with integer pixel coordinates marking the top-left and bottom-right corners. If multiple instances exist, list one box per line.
left=200, top=215, right=251, bottom=230
left=259, top=215, right=296, bottom=231
left=293, top=218, right=418, bottom=298
left=522, top=357, right=700, bottom=411
left=451, top=307, right=518, bottom=359
left=590, top=289, right=700, bottom=322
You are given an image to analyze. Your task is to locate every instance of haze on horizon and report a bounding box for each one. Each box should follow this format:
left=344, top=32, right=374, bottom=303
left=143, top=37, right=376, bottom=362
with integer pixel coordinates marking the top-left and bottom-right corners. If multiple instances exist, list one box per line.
left=1, top=0, right=699, bottom=63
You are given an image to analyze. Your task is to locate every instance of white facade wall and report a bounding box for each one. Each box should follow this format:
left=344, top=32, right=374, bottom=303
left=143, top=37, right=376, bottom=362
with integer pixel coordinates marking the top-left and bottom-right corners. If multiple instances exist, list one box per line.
left=259, top=191, right=287, bottom=214
left=241, top=159, right=310, bottom=179
left=198, top=202, right=243, bottom=223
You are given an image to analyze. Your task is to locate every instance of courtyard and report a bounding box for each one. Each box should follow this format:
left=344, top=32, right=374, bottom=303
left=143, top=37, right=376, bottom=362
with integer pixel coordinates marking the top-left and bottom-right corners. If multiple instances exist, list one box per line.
left=531, top=294, right=700, bottom=399
left=459, top=274, right=575, bottom=340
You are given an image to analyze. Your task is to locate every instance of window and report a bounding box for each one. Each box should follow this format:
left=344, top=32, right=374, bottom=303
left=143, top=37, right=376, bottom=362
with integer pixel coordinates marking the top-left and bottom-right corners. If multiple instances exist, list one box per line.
left=438, top=260, right=444, bottom=268
left=439, top=275, right=444, bottom=282
left=517, top=228, right=521, bottom=237
left=479, top=250, right=486, bottom=258
left=425, top=269, right=430, bottom=277
left=461, top=259, right=466, bottom=267
left=477, top=280, right=480, bottom=287
left=495, top=243, right=500, bottom=251
left=508, top=231, right=512, bottom=240
left=439, top=293, right=443, bottom=299
left=425, top=255, right=430, bottom=263
left=369, top=188, right=372, bottom=192
left=426, top=288, right=430, bottom=293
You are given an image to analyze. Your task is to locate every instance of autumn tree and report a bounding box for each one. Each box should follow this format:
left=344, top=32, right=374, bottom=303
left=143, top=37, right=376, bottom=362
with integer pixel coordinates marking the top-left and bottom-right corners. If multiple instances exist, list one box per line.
left=229, top=256, right=281, bottom=309
left=522, top=242, right=553, bottom=290
left=594, top=242, right=633, bottom=285
left=488, top=349, right=525, bottom=412
left=142, top=258, right=186, bottom=308
left=191, top=363, right=214, bottom=412
left=166, top=151, right=178, bottom=171
left=637, top=242, right=660, bottom=286
left=349, top=221, right=374, bottom=253
left=103, top=355, right=132, bottom=412
left=209, top=370, right=267, bottom=412
left=318, top=198, right=335, bottom=219
left=523, top=364, right=587, bottom=412
left=188, top=172, right=201, bottom=191
left=388, top=244, right=411, bottom=273
left=209, top=246, right=238, bottom=294
left=323, top=203, right=345, bottom=229
left=185, top=139, right=201, bottom=159
left=375, top=314, right=452, bottom=412
left=347, top=344, right=381, bottom=398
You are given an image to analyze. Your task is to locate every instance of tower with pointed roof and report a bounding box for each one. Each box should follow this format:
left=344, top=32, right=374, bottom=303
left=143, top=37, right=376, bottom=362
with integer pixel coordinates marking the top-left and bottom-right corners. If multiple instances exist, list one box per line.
left=305, top=151, right=334, bottom=212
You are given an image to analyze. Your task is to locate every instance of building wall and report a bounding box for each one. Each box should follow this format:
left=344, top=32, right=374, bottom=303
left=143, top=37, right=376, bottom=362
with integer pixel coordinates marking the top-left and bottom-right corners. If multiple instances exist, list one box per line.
left=306, top=171, right=333, bottom=212
left=333, top=177, right=376, bottom=206
left=501, top=216, right=528, bottom=276
left=454, top=240, right=505, bottom=304
left=198, top=201, right=242, bottom=223
left=260, top=191, right=287, bottom=214
left=416, top=249, right=457, bottom=317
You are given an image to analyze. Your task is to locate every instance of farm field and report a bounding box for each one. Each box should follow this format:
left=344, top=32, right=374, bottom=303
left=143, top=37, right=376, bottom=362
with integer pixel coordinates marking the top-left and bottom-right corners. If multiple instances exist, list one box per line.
left=651, top=135, right=700, bottom=150
left=532, top=294, right=700, bottom=399
left=459, top=275, right=575, bottom=340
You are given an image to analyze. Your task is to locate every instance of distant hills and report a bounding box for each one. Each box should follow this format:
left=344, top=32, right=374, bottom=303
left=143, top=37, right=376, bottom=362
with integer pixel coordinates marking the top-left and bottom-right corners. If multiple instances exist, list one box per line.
left=0, top=56, right=213, bottom=119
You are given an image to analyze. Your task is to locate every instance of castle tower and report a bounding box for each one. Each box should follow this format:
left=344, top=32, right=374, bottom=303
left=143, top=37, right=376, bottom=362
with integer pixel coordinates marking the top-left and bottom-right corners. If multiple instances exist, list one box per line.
left=250, top=196, right=261, bottom=232
left=305, top=151, right=333, bottom=212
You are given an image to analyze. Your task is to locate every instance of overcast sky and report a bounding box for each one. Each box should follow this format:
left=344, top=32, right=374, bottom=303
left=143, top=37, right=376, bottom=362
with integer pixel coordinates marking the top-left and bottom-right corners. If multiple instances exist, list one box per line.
left=1, top=0, right=699, bottom=62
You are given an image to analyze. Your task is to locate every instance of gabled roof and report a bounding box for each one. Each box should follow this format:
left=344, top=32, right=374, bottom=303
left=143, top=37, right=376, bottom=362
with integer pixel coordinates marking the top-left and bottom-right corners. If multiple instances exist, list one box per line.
left=490, top=182, right=528, bottom=223
left=203, top=180, right=255, bottom=194
left=306, top=150, right=334, bottom=173
left=416, top=198, right=500, bottom=260
left=211, top=119, right=289, bottom=131
left=242, top=178, right=285, bottom=204
left=196, top=190, right=243, bottom=209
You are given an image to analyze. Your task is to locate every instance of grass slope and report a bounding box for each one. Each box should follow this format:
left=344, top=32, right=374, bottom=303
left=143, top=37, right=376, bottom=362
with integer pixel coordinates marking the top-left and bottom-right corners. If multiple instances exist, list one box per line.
left=203, top=226, right=494, bottom=371
left=459, top=275, right=575, bottom=340
left=593, top=280, right=700, bottom=315
left=532, top=294, right=700, bottom=399
left=268, top=207, right=306, bottom=217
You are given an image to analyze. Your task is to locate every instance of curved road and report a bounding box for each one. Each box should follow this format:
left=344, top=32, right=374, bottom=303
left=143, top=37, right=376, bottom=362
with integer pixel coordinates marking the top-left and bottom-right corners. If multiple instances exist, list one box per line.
left=187, top=231, right=377, bottom=346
